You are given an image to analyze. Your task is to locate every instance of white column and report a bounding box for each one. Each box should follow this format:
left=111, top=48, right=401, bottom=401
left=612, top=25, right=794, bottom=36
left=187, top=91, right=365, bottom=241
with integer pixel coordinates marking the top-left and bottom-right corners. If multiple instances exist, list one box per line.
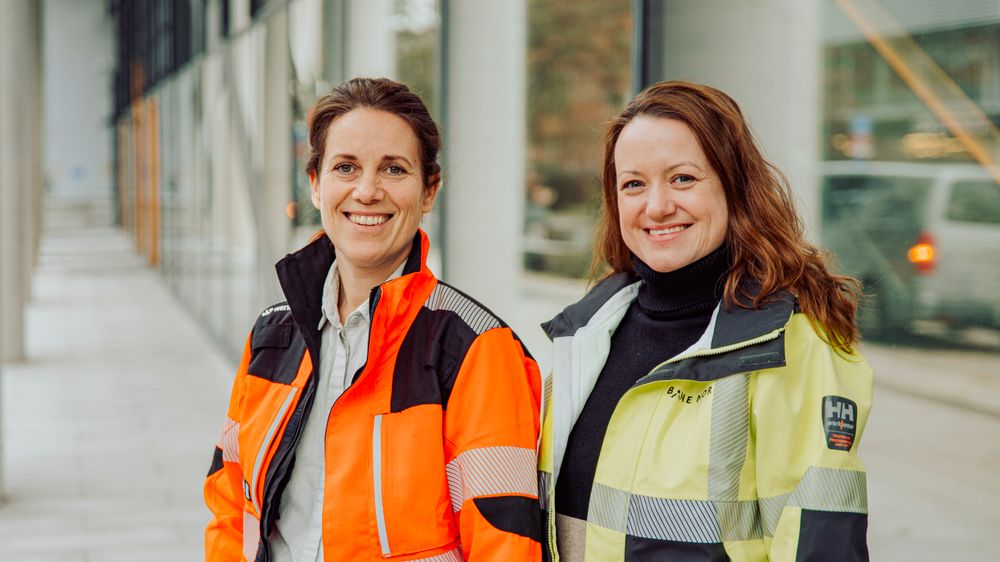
left=441, top=0, right=527, bottom=317
left=659, top=0, right=823, bottom=238
left=346, top=0, right=397, bottom=79
left=260, top=9, right=293, bottom=304
left=0, top=0, right=42, bottom=500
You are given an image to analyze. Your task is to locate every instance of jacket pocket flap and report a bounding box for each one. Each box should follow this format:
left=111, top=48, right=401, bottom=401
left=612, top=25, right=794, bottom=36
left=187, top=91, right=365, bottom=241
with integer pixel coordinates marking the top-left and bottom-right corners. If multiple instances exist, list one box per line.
left=252, top=324, right=292, bottom=350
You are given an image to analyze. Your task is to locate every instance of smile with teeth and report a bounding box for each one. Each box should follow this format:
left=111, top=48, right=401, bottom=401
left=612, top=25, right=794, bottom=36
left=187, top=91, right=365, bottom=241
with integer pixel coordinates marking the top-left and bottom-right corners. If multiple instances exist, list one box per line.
left=648, top=225, right=688, bottom=236
left=346, top=213, right=391, bottom=226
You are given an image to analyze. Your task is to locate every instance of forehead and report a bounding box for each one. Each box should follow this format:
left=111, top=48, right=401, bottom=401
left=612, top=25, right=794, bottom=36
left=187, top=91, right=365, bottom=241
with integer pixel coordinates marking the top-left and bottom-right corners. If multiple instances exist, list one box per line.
left=614, top=116, right=708, bottom=166
left=322, top=107, right=420, bottom=160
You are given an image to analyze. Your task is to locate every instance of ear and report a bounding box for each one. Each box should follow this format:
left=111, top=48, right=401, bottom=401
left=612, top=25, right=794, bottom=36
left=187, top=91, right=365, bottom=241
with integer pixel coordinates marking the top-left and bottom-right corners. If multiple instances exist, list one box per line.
left=421, top=174, right=441, bottom=213
left=309, top=170, right=320, bottom=209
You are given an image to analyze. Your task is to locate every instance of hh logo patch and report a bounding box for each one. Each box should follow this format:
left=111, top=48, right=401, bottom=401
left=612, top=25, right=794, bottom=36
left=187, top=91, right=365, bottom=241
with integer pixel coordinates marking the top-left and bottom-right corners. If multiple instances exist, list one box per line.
left=822, top=395, right=857, bottom=451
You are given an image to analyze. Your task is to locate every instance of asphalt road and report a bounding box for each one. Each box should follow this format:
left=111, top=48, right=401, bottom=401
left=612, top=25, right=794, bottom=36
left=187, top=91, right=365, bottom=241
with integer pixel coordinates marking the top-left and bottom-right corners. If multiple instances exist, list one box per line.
left=863, top=342, right=1000, bottom=560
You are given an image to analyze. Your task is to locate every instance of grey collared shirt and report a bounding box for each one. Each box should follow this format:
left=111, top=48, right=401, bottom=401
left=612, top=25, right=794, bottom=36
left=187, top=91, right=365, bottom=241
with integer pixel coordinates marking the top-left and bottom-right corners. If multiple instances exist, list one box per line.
left=269, top=258, right=405, bottom=562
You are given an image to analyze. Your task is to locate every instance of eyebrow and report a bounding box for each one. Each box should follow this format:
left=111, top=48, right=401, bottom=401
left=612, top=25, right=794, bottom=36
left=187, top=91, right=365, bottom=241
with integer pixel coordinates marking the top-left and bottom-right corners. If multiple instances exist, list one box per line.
left=616, top=161, right=704, bottom=179
left=383, top=154, right=414, bottom=167
left=328, top=153, right=414, bottom=167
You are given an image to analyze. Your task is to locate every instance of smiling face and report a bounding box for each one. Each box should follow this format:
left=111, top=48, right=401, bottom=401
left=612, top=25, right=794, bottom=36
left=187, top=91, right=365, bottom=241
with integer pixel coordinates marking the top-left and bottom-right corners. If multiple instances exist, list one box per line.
left=310, top=108, right=438, bottom=278
left=615, top=116, right=728, bottom=273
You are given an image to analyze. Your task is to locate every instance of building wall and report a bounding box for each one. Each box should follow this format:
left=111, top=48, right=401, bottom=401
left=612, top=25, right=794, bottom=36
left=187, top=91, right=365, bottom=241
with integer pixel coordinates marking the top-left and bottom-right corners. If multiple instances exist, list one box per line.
left=658, top=0, right=823, bottom=236
left=43, top=0, right=113, bottom=200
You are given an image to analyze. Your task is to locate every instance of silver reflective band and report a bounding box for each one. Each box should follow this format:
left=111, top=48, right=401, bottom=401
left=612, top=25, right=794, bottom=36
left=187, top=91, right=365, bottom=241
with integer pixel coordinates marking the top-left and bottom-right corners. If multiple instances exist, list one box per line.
left=589, top=466, right=867, bottom=542
left=539, top=470, right=552, bottom=511
left=372, top=414, right=391, bottom=556
left=217, top=416, right=240, bottom=462
left=707, top=375, right=750, bottom=504
left=426, top=283, right=501, bottom=334
left=445, top=445, right=537, bottom=512
left=250, top=388, right=297, bottom=513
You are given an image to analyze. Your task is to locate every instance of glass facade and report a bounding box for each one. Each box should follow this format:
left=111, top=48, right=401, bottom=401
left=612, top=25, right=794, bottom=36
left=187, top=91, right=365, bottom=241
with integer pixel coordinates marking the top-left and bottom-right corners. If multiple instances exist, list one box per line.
left=820, top=1, right=1000, bottom=346
left=523, top=0, right=632, bottom=279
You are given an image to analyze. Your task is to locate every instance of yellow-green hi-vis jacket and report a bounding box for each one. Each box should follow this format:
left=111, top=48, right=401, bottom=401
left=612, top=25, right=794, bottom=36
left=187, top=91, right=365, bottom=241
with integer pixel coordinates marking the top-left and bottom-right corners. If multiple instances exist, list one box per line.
left=538, top=274, right=872, bottom=561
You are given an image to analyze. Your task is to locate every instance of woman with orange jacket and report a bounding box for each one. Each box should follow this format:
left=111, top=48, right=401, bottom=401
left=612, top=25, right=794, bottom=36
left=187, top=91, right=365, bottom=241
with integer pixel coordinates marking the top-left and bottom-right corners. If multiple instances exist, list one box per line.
left=204, top=78, right=542, bottom=562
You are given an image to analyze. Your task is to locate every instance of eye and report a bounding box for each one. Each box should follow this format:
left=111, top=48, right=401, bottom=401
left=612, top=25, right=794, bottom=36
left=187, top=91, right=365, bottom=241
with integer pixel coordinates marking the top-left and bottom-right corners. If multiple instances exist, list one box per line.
left=333, top=162, right=356, bottom=174
left=673, top=174, right=696, bottom=186
left=620, top=179, right=644, bottom=191
left=386, top=164, right=406, bottom=175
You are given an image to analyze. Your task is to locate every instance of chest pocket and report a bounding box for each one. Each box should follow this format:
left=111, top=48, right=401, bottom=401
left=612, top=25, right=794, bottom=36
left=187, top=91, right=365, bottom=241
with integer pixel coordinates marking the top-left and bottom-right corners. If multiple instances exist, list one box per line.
left=247, top=323, right=305, bottom=385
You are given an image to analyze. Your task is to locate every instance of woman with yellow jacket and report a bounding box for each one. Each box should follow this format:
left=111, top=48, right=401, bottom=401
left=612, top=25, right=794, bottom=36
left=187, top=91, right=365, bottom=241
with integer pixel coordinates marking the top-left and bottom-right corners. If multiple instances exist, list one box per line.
left=539, top=81, right=872, bottom=561
left=205, top=78, right=542, bottom=562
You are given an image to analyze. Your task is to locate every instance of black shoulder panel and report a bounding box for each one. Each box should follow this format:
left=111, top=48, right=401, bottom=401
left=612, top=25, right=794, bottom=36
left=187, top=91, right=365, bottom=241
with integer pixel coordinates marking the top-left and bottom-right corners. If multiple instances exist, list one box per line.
left=391, top=307, right=477, bottom=412
left=207, top=446, right=224, bottom=477
left=473, top=496, right=542, bottom=543
left=796, top=509, right=869, bottom=562
left=247, top=302, right=306, bottom=385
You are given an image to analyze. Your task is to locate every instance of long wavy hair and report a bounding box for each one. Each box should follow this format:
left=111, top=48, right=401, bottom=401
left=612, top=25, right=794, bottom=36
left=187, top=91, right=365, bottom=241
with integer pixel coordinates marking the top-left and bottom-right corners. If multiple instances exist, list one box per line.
left=592, top=81, right=862, bottom=353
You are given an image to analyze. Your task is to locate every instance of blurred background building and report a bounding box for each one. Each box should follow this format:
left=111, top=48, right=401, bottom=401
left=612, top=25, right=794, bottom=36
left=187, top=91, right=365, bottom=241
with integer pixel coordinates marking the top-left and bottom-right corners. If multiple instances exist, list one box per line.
left=1, top=0, right=998, bottom=559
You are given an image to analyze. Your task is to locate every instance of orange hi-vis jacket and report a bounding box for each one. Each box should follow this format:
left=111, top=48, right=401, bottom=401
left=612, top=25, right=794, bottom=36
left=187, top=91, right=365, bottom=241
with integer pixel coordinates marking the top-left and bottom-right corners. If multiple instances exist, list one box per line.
left=204, top=231, right=543, bottom=562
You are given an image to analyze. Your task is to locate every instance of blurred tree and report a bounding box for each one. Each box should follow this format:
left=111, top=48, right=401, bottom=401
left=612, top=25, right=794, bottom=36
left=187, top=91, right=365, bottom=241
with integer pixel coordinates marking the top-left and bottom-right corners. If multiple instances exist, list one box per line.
left=527, top=0, right=631, bottom=211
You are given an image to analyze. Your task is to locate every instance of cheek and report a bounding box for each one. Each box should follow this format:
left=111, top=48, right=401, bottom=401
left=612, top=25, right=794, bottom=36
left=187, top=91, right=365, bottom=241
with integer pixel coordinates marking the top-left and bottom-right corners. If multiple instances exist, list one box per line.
left=616, top=195, right=638, bottom=229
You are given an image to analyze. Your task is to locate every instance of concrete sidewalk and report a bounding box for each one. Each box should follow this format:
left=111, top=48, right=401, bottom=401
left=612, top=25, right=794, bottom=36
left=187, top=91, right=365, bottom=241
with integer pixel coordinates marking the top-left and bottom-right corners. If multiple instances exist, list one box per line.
left=0, top=227, right=233, bottom=561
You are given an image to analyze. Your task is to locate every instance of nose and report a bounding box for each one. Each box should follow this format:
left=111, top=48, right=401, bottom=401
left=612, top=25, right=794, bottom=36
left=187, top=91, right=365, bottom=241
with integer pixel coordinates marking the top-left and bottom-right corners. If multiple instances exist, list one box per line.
left=644, top=183, right=676, bottom=219
left=352, top=172, right=382, bottom=204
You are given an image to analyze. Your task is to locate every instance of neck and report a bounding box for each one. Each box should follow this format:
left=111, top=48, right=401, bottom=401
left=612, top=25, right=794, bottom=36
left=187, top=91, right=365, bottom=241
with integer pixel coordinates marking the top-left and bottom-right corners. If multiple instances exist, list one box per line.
left=336, top=245, right=411, bottom=321
left=633, top=245, right=730, bottom=320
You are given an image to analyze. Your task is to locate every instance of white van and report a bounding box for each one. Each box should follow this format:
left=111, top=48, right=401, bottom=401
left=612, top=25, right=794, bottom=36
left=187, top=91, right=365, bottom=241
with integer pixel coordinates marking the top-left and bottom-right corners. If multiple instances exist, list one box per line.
left=821, top=161, right=1000, bottom=340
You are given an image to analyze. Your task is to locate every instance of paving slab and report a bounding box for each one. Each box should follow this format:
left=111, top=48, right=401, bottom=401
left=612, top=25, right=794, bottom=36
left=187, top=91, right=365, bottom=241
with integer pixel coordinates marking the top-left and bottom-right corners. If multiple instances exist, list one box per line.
left=0, top=226, right=233, bottom=561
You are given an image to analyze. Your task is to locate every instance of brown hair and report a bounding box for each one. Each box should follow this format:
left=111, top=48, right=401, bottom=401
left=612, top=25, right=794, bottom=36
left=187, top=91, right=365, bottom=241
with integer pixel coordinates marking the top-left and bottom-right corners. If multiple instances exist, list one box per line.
left=306, top=77, right=441, bottom=187
left=593, top=81, right=862, bottom=352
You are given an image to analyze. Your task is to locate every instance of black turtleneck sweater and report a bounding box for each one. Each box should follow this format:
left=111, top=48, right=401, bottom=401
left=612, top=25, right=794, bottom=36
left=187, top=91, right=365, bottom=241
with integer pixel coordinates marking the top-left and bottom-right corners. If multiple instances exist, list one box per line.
left=554, top=245, right=730, bottom=521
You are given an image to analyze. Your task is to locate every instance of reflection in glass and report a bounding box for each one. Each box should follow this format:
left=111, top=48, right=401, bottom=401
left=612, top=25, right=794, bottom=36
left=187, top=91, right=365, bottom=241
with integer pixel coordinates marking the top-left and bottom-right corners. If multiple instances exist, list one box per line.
left=822, top=1, right=1000, bottom=348
left=524, top=0, right=632, bottom=278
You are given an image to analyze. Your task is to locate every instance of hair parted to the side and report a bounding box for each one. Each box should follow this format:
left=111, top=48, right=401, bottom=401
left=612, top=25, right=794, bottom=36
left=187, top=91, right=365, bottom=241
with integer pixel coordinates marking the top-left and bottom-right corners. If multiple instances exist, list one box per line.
left=305, top=77, right=442, bottom=243
left=593, top=80, right=862, bottom=353
left=306, top=77, right=442, bottom=187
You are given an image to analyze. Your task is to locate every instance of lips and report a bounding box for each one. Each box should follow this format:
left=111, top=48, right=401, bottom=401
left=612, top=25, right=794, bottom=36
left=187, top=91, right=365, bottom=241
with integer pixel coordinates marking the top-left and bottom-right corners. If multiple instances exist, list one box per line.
left=345, top=212, right=392, bottom=226
left=647, top=224, right=689, bottom=236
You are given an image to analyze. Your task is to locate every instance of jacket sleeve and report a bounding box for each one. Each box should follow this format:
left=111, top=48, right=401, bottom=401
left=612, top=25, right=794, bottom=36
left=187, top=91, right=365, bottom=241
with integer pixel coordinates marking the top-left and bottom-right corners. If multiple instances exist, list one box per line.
left=443, top=327, right=543, bottom=561
left=204, top=333, right=251, bottom=562
left=753, top=315, right=873, bottom=561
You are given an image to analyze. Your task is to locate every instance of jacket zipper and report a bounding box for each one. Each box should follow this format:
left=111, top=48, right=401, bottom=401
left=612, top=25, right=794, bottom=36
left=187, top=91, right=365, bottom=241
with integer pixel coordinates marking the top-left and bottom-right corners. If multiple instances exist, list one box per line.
left=639, top=326, right=786, bottom=384
left=250, top=388, right=298, bottom=514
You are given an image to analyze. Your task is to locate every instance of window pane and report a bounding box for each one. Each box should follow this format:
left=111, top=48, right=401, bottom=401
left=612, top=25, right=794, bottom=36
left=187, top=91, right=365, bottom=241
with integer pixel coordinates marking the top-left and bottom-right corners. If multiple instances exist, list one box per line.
left=524, top=0, right=632, bottom=278
left=947, top=179, right=1000, bottom=224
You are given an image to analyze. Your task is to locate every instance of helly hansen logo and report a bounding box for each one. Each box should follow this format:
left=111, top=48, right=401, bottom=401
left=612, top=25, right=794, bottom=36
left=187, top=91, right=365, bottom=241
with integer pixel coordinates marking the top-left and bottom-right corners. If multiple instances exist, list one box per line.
left=823, top=395, right=857, bottom=451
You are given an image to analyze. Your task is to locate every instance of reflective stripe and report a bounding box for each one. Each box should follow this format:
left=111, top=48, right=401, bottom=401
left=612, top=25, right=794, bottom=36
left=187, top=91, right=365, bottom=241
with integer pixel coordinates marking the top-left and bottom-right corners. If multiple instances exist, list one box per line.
left=629, top=494, right=732, bottom=543
left=760, top=466, right=867, bottom=535
left=373, top=414, right=390, bottom=556
left=758, top=494, right=787, bottom=537
left=445, top=446, right=538, bottom=512
left=588, top=481, right=630, bottom=533
left=590, top=466, right=867, bottom=541
left=426, top=283, right=501, bottom=334
left=706, top=375, right=758, bottom=541
left=217, top=416, right=240, bottom=463
left=538, top=470, right=552, bottom=511
left=250, top=388, right=297, bottom=513
left=790, top=466, right=868, bottom=513
left=404, top=546, right=464, bottom=561
left=707, top=376, right=749, bottom=502
left=243, top=511, right=261, bottom=562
